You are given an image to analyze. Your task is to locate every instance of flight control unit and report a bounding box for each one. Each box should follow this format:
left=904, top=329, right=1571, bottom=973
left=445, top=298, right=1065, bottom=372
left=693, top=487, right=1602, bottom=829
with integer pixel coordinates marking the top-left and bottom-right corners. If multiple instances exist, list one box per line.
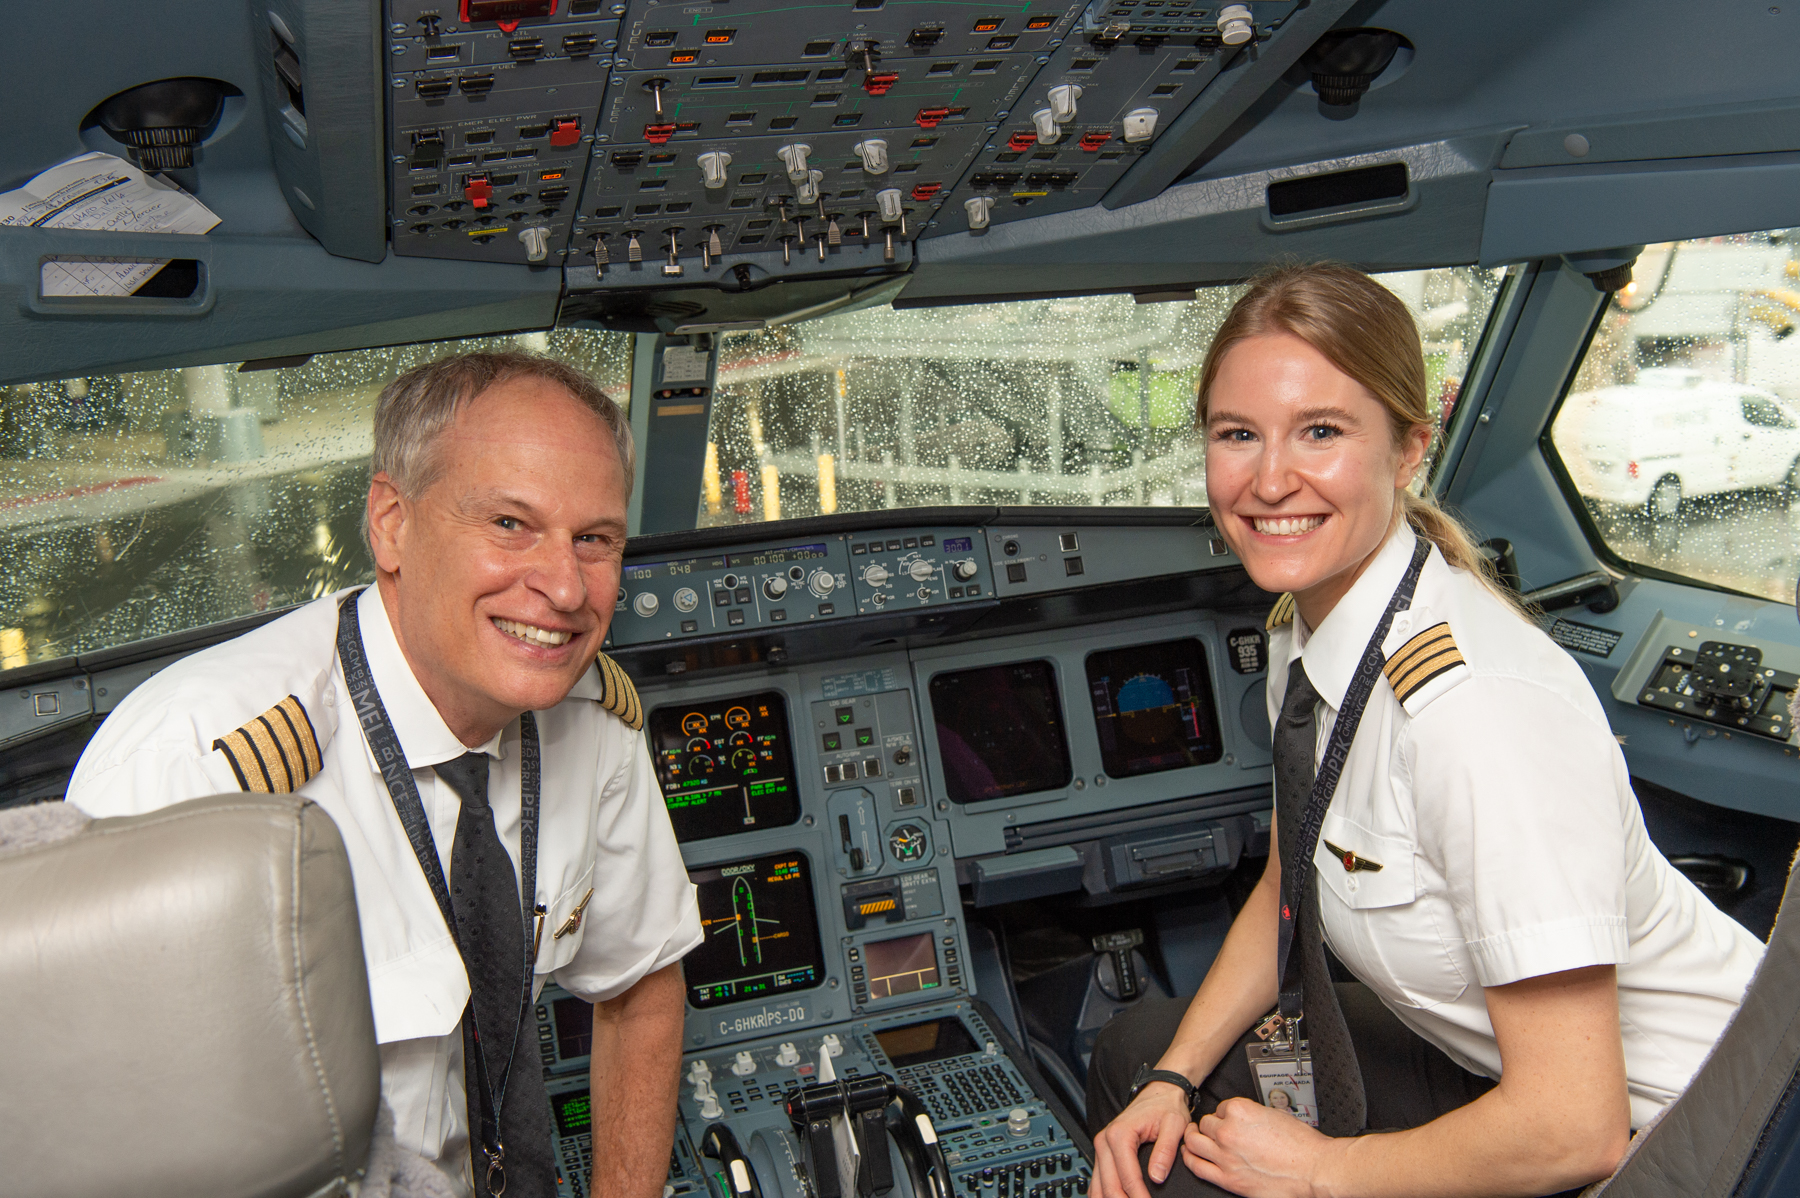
left=527, top=510, right=1275, bottom=1198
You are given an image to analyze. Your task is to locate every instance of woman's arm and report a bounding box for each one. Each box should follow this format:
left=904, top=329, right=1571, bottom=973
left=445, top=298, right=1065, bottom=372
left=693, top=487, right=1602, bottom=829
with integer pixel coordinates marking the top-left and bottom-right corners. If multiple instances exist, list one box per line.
left=1179, top=964, right=1631, bottom=1198
left=1090, top=850, right=1282, bottom=1198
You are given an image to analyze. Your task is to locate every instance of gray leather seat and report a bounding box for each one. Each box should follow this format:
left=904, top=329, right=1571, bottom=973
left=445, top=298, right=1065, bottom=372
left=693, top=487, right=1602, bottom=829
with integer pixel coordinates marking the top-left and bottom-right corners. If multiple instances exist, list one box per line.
left=0, top=794, right=379, bottom=1198
left=1583, top=854, right=1800, bottom=1196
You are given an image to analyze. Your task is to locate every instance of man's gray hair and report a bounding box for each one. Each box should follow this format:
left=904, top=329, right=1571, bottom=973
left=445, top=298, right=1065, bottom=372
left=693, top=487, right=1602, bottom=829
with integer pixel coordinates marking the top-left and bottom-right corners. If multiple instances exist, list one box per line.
left=370, top=350, right=635, bottom=504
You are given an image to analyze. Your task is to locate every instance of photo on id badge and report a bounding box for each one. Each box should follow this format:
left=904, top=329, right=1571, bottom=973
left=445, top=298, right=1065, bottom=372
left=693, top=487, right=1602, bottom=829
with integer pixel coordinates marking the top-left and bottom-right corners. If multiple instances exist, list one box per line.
left=1246, top=1040, right=1318, bottom=1127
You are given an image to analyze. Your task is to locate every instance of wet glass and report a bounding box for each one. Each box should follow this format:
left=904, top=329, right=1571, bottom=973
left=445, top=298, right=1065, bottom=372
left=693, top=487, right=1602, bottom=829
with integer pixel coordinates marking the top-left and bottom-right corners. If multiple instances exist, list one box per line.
left=0, top=329, right=632, bottom=668
left=695, top=268, right=1502, bottom=527
left=1549, top=233, right=1800, bottom=604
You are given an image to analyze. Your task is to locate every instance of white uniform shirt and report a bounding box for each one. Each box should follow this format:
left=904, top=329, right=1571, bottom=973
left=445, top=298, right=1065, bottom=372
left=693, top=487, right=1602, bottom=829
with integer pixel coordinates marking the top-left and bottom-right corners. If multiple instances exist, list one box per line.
left=1267, top=529, right=1764, bottom=1129
left=67, top=585, right=704, bottom=1191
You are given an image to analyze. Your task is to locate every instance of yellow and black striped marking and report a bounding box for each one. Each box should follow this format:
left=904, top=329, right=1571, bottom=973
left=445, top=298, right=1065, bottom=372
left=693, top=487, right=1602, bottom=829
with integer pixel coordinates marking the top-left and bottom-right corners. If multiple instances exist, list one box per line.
left=1265, top=593, right=1296, bottom=630
left=213, top=695, right=322, bottom=794
left=1384, top=623, right=1465, bottom=704
left=596, top=652, right=643, bottom=730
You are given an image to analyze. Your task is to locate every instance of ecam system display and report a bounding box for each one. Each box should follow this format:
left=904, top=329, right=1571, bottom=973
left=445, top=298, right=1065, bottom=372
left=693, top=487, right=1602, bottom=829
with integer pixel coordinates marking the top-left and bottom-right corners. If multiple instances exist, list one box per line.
left=928, top=660, right=1073, bottom=803
left=650, top=691, right=799, bottom=842
left=1085, top=638, right=1223, bottom=777
left=685, top=853, right=827, bottom=1009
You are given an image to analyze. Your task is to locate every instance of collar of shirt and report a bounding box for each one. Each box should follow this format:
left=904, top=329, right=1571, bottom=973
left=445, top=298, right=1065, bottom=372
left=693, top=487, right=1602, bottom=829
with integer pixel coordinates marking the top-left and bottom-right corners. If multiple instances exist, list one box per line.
left=355, top=584, right=506, bottom=771
left=1285, top=526, right=1421, bottom=712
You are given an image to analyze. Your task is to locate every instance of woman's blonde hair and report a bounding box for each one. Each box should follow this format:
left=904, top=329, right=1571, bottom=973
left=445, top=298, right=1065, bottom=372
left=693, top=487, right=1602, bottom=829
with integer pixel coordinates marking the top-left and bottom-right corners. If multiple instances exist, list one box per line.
left=1197, top=261, right=1520, bottom=609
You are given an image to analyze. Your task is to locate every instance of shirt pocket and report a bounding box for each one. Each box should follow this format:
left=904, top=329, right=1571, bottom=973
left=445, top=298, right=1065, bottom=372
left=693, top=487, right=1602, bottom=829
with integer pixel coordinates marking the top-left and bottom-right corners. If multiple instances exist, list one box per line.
left=1313, top=810, right=1417, bottom=910
left=535, top=862, right=596, bottom=977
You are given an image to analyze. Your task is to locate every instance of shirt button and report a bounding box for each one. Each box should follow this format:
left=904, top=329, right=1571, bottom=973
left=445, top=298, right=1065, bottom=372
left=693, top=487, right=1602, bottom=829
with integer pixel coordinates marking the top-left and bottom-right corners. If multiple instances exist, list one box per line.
left=1346, top=877, right=1359, bottom=892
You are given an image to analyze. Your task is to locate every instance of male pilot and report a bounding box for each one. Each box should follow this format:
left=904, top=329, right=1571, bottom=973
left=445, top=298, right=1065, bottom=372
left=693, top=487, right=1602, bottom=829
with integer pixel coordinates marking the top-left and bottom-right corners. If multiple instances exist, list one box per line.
left=67, top=351, right=702, bottom=1198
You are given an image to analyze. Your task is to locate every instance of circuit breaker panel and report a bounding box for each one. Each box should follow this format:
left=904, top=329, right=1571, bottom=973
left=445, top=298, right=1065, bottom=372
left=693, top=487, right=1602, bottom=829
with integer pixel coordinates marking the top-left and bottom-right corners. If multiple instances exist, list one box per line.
left=383, top=0, right=1303, bottom=276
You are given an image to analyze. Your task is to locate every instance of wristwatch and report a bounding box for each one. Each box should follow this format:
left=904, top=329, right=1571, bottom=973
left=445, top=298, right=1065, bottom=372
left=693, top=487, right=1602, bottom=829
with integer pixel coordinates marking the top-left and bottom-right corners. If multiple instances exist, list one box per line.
left=1127, top=1064, right=1197, bottom=1111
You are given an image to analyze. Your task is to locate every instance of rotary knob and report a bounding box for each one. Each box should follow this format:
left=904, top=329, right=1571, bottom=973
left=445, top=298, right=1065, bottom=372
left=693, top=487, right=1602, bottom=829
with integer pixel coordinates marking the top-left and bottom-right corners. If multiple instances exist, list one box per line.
left=763, top=575, right=789, bottom=600
left=674, top=587, right=699, bottom=612
left=863, top=563, right=890, bottom=587
left=907, top=559, right=934, bottom=582
left=953, top=560, right=978, bottom=581
left=809, top=570, right=836, bottom=597
left=633, top=592, right=659, bottom=617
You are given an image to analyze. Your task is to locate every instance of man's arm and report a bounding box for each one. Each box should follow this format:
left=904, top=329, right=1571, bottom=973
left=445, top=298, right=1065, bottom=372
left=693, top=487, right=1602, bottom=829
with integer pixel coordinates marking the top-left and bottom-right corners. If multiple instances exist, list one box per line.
left=589, top=961, right=688, bottom=1198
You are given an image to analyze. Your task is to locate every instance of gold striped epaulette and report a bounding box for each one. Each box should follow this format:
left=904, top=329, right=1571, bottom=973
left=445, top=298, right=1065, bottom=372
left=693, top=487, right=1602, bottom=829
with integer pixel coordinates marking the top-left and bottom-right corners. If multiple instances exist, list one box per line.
left=595, top=652, right=643, bottom=730
left=1383, top=622, right=1466, bottom=705
left=213, top=695, right=322, bottom=794
left=1265, top=594, right=1296, bottom=630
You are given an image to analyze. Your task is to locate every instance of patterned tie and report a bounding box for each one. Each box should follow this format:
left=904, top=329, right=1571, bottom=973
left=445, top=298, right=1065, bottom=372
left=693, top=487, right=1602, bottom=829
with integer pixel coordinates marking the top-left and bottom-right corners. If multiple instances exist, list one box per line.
left=437, top=752, right=556, bottom=1198
left=1274, top=662, right=1367, bottom=1137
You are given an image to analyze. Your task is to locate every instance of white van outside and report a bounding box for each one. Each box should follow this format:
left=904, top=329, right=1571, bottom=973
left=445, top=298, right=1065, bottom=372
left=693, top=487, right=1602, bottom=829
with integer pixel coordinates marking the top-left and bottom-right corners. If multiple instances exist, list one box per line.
left=1554, top=368, right=1800, bottom=518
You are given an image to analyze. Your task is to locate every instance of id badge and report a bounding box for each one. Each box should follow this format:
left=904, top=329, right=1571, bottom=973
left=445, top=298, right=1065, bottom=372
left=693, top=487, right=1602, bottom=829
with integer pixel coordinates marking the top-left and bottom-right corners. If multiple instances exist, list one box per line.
left=1245, top=1040, right=1318, bottom=1128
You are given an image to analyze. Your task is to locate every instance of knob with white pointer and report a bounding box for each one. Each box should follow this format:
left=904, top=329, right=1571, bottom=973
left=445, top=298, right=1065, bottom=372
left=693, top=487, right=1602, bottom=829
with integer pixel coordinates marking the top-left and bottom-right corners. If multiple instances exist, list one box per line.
left=797, top=169, right=824, bottom=206
left=763, top=575, right=789, bottom=600
left=1048, top=84, right=1082, bottom=123
left=964, top=196, right=994, bottom=230
left=907, top=559, right=934, bottom=582
left=863, top=562, right=890, bottom=587
left=1122, top=107, right=1159, bottom=144
left=697, top=150, right=732, bottom=189
left=517, top=225, right=552, bottom=262
left=875, top=188, right=904, bottom=224
left=777, top=143, right=812, bottom=183
left=775, top=1042, right=801, bottom=1067
left=732, top=1050, right=757, bottom=1077
left=1032, top=108, right=1060, bottom=144
left=953, top=559, right=978, bottom=581
left=853, top=138, right=889, bottom=174
left=809, top=569, right=836, bottom=597
left=633, top=592, right=659, bottom=617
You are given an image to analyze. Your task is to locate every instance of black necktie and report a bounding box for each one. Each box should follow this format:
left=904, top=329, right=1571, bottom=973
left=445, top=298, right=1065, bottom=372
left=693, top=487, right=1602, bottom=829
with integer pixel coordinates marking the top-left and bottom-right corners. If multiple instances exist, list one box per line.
left=436, top=752, right=556, bottom=1198
left=1274, top=663, right=1367, bottom=1137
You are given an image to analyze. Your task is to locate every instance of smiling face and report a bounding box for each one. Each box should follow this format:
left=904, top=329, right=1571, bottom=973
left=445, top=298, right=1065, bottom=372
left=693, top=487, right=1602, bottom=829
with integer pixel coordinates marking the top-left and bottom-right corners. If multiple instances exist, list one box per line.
left=367, top=373, right=630, bottom=746
left=1204, top=332, right=1430, bottom=629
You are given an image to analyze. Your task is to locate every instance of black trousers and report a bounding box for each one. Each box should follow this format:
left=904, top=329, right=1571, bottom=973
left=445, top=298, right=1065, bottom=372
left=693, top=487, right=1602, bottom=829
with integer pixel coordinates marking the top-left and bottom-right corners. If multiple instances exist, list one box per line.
left=1086, top=985, right=1498, bottom=1198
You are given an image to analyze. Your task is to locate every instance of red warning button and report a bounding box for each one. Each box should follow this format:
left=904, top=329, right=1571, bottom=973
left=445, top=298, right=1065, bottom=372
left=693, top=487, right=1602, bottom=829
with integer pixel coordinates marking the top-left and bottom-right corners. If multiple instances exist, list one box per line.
left=549, top=119, right=582, bottom=148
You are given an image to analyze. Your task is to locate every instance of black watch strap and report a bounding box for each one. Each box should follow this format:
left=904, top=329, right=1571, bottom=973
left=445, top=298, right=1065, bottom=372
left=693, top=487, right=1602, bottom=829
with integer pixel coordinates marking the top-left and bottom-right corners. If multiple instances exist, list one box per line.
left=1127, top=1065, right=1197, bottom=1110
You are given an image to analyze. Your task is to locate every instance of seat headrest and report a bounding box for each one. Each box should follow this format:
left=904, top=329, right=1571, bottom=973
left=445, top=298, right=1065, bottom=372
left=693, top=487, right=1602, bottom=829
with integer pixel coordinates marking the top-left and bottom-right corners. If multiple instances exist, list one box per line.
left=0, top=795, right=379, bottom=1198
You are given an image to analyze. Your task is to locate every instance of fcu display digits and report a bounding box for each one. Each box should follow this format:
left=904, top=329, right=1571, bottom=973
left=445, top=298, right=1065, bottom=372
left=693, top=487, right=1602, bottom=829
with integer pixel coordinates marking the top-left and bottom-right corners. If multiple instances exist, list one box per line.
left=651, top=692, right=799, bottom=843
left=1086, top=639, right=1222, bottom=778
left=686, top=853, right=826, bottom=1009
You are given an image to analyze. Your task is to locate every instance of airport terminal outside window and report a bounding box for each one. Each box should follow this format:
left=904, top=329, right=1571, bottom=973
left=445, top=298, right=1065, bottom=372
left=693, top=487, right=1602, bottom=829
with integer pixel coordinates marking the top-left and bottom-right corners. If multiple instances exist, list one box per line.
left=698, top=268, right=1501, bottom=526
left=1549, top=233, right=1800, bottom=604
left=0, top=329, right=632, bottom=668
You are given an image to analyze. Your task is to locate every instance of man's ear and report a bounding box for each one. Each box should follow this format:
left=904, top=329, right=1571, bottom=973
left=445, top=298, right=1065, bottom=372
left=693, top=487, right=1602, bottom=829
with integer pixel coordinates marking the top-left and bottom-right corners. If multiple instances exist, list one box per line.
left=367, top=474, right=408, bottom=575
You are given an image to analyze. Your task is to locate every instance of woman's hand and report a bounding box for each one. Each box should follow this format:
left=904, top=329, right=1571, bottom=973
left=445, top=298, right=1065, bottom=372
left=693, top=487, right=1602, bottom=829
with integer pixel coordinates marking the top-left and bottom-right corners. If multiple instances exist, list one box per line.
left=1179, top=1097, right=1340, bottom=1198
left=1089, top=1081, right=1195, bottom=1198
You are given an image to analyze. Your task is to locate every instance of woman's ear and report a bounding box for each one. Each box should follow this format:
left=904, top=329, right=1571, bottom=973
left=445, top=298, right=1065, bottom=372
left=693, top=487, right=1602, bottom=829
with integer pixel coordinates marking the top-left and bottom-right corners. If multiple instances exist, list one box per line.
left=1396, top=423, right=1433, bottom=488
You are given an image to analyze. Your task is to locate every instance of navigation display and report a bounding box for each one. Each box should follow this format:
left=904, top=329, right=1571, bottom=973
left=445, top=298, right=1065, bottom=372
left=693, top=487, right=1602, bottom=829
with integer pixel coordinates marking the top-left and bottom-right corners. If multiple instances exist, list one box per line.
left=1086, top=639, right=1222, bottom=778
left=864, top=931, right=941, bottom=1000
left=686, top=853, right=825, bottom=1009
left=929, top=661, right=1073, bottom=803
left=649, top=692, right=799, bottom=843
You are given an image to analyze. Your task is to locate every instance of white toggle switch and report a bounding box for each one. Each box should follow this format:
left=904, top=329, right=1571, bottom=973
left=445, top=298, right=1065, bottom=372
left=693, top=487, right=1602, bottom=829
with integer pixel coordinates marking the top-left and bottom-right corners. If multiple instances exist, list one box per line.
left=693, top=1077, right=715, bottom=1101
left=777, top=143, right=813, bottom=183
left=964, top=196, right=994, bottom=230
left=697, top=150, right=733, bottom=189
left=854, top=138, right=890, bottom=174
left=688, top=1059, right=712, bottom=1083
left=1122, top=107, right=1159, bottom=143
left=700, top=1092, right=723, bottom=1119
left=822, top=1032, right=844, bottom=1057
left=1217, top=3, right=1254, bottom=45
left=517, top=225, right=552, bottom=262
left=1032, top=108, right=1061, bottom=145
left=1047, top=84, right=1083, bottom=123
left=776, top=1042, right=801, bottom=1066
left=875, top=188, right=904, bottom=223
left=797, top=169, right=825, bottom=205
left=732, top=1050, right=757, bottom=1077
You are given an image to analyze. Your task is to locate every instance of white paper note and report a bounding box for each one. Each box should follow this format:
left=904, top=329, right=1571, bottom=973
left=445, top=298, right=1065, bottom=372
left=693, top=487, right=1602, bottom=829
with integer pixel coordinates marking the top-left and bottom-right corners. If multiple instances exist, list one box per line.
left=0, top=151, right=221, bottom=297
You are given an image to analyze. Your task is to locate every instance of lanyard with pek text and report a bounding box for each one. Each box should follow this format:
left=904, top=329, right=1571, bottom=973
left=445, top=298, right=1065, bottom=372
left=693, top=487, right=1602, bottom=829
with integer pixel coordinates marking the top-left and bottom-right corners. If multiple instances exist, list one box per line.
left=336, top=591, right=541, bottom=1187
left=1274, top=537, right=1430, bottom=1036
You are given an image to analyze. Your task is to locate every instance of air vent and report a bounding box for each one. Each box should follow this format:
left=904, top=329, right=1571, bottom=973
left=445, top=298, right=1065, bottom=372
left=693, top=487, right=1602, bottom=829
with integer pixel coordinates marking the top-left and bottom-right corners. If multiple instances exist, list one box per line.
left=1266, top=162, right=1408, bottom=219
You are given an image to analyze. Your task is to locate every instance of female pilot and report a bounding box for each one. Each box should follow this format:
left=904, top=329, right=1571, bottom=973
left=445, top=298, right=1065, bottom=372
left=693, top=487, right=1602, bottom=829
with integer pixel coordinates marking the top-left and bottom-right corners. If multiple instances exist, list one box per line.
left=1085, top=263, right=1765, bottom=1198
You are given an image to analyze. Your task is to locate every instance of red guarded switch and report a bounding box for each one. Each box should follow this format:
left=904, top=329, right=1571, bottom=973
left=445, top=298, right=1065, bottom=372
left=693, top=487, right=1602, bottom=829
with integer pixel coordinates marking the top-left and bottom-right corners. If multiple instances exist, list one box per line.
left=644, top=122, right=677, bottom=144
left=910, top=181, right=942, bottom=201
left=915, top=106, right=952, bottom=129
left=464, top=177, right=494, bottom=208
left=549, top=119, right=581, bottom=147
left=862, top=71, right=900, bottom=95
left=1006, top=130, right=1037, bottom=151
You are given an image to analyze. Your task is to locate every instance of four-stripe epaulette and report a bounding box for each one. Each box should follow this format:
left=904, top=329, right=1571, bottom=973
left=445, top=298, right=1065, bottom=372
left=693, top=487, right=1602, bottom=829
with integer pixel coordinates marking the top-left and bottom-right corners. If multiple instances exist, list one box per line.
left=595, top=652, right=643, bottom=730
left=1383, top=622, right=1466, bottom=705
left=213, top=695, right=323, bottom=793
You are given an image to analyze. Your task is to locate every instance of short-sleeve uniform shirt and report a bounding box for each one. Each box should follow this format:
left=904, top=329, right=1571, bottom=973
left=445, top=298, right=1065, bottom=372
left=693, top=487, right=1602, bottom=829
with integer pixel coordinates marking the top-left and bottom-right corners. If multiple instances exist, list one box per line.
left=67, top=585, right=704, bottom=1191
left=1267, top=529, right=1763, bottom=1129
